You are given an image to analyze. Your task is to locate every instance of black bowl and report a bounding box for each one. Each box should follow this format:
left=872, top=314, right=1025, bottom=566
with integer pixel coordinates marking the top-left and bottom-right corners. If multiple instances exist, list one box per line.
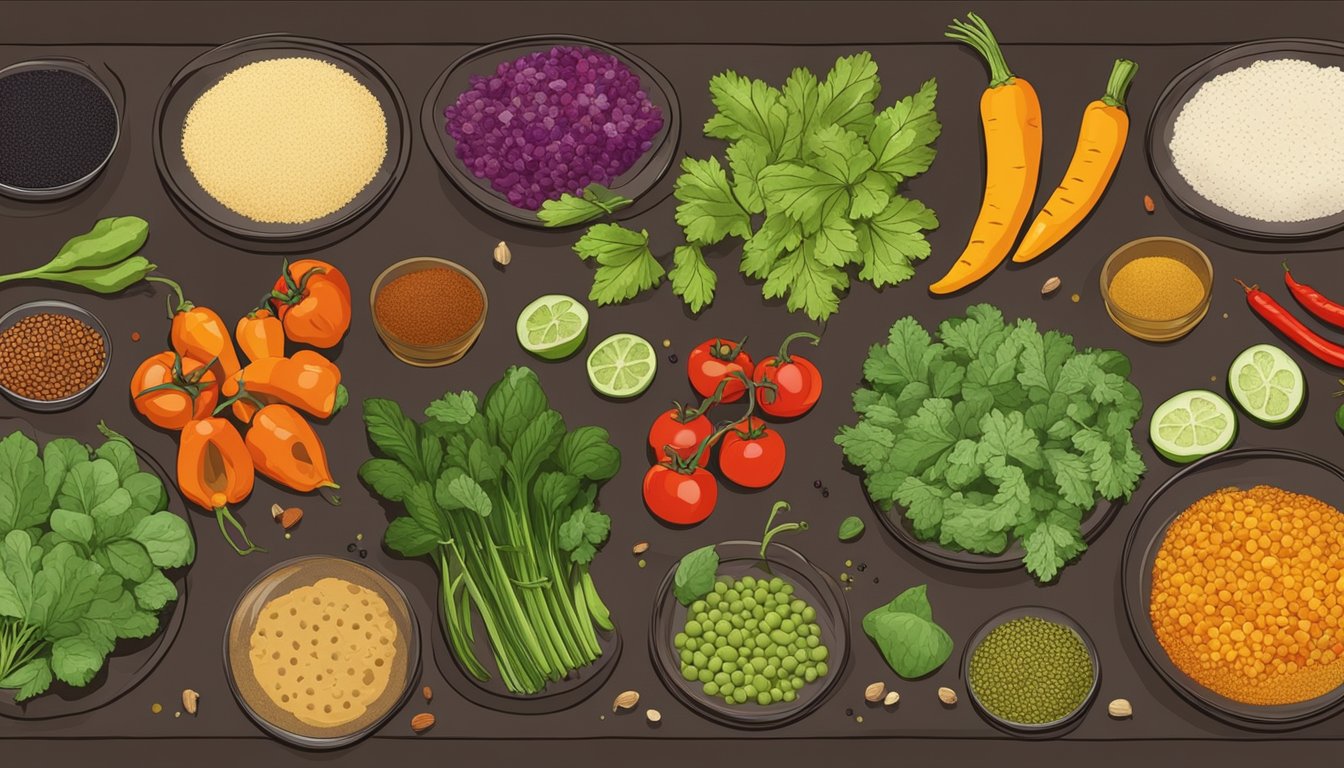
left=1121, top=447, right=1344, bottom=729
left=422, top=34, right=680, bottom=228
left=1147, top=38, right=1344, bottom=241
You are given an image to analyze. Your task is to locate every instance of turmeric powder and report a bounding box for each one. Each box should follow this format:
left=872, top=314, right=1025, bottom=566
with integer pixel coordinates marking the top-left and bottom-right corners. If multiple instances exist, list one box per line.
left=1150, top=485, right=1344, bottom=705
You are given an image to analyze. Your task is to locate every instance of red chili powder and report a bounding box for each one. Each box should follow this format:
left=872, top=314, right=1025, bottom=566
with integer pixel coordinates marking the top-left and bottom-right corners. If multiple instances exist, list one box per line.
left=375, top=267, right=483, bottom=345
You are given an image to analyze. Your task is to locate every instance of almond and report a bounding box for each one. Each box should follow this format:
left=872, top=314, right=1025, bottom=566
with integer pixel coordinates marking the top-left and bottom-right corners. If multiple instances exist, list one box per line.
left=883, top=691, right=900, bottom=707
left=493, top=241, right=512, bottom=266
left=280, top=507, right=303, bottom=529
left=181, top=688, right=199, bottom=715
left=632, top=541, right=649, bottom=556
left=1108, top=698, right=1133, bottom=718
left=423, top=685, right=433, bottom=702
left=938, top=686, right=958, bottom=705
left=1143, top=194, right=1156, bottom=213
left=612, top=690, right=639, bottom=712
left=645, top=708, right=662, bottom=723
left=864, top=682, right=886, bottom=702
left=1041, top=276, right=1061, bottom=295
left=410, top=712, right=435, bottom=733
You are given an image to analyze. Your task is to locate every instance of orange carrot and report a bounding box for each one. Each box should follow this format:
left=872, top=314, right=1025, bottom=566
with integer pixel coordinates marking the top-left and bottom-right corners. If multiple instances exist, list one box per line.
left=929, top=13, right=1042, bottom=295
left=1013, top=59, right=1138, bottom=263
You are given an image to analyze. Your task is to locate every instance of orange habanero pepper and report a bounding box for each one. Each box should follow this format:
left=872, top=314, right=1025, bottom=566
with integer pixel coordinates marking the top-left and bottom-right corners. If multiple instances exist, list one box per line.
left=235, top=307, right=285, bottom=363
left=245, top=403, right=339, bottom=494
left=269, top=258, right=351, bottom=348
left=130, top=351, right=218, bottom=430
left=177, top=418, right=261, bottom=555
left=148, top=276, right=241, bottom=385
left=223, top=351, right=345, bottom=421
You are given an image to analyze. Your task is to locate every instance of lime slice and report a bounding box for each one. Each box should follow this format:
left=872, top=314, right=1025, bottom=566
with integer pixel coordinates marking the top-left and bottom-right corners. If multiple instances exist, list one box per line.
left=516, top=294, right=589, bottom=360
left=1149, top=389, right=1237, bottom=463
left=1227, top=344, right=1304, bottom=425
left=586, top=333, right=656, bottom=399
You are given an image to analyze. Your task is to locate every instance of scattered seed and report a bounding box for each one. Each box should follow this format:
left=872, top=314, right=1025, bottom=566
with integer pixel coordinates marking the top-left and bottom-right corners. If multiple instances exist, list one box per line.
left=151, top=702, right=162, bottom=714
left=873, top=577, right=879, bottom=584
left=1070, top=293, right=1081, bottom=303
left=182, top=688, right=200, bottom=715
left=174, top=711, right=180, bottom=718
left=1041, top=276, right=1061, bottom=295
left=131, top=331, right=141, bottom=342
left=839, top=573, right=849, bottom=582
left=856, top=563, right=867, bottom=572
left=613, top=690, right=640, bottom=712
left=632, top=541, right=649, bottom=556
left=813, top=480, right=822, bottom=489
left=284, top=533, right=291, bottom=540
left=270, top=503, right=285, bottom=520
left=423, top=686, right=433, bottom=702
left=358, top=549, right=368, bottom=559
left=856, top=715, right=864, bottom=723
left=347, top=543, right=357, bottom=552
left=661, top=339, right=671, bottom=349
left=356, top=533, right=364, bottom=542
left=884, top=690, right=900, bottom=706
left=1108, top=698, right=1133, bottom=718
left=844, top=559, right=853, bottom=568
left=845, top=708, right=854, bottom=717
left=821, top=489, right=830, bottom=498
left=864, top=682, right=886, bottom=702
left=637, top=559, right=647, bottom=568
left=1222, top=312, right=1229, bottom=319
left=493, top=241, right=512, bottom=267
left=645, top=708, right=662, bottom=723
left=938, top=687, right=958, bottom=705
left=668, top=353, right=678, bottom=364
left=1143, top=194, right=1155, bottom=213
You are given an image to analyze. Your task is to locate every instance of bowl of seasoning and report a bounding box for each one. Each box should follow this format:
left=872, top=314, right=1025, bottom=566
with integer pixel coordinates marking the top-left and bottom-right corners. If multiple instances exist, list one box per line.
left=422, top=35, right=680, bottom=227
left=1100, top=236, right=1213, bottom=342
left=0, top=58, right=121, bottom=201
left=0, top=300, right=110, bottom=411
left=371, top=257, right=487, bottom=367
left=962, top=606, right=1100, bottom=737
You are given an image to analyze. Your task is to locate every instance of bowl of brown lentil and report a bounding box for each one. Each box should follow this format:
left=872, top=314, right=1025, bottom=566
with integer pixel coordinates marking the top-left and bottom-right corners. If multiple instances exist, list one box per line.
left=370, top=257, right=487, bottom=367
left=1100, top=236, right=1213, bottom=343
left=0, top=300, right=110, bottom=411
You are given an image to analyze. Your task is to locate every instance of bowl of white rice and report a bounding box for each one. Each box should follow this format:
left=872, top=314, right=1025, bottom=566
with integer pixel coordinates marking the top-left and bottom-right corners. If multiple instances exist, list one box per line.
left=1148, top=38, right=1344, bottom=240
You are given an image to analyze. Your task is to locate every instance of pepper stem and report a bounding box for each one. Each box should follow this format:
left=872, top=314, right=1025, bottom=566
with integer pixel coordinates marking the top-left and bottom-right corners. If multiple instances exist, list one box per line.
left=770, top=331, right=820, bottom=366
left=145, top=275, right=191, bottom=316
left=215, top=506, right=265, bottom=556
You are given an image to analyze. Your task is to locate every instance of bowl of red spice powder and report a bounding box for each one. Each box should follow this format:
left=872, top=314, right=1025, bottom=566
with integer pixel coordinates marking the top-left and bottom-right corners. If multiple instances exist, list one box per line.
left=371, top=257, right=487, bottom=366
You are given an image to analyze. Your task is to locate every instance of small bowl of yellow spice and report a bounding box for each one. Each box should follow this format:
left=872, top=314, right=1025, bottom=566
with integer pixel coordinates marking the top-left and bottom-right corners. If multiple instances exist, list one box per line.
left=1101, top=236, right=1213, bottom=342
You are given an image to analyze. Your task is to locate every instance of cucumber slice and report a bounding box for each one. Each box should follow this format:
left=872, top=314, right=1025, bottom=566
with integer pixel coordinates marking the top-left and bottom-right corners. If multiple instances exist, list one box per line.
left=1149, top=389, right=1237, bottom=463
left=1227, top=343, right=1305, bottom=425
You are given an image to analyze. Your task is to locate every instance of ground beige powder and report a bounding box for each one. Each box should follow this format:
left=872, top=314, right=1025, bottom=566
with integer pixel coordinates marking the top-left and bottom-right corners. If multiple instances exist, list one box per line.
left=182, top=57, right=387, bottom=224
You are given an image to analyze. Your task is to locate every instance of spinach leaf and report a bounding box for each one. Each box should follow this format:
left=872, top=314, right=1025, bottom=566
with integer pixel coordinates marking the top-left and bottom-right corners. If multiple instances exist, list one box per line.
left=674, top=545, right=719, bottom=606
left=0, top=432, right=50, bottom=535
left=94, top=440, right=139, bottom=483
left=132, top=570, right=177, bottom=611
left=129, top=511, right=194, bottom=568
left=0, top=657, right=52, bottom=699
left=57, top=460, right=118, bottom=518
left=837, top=515, right=866, bottom=541
left=49, top=509, right=95, bottom=545
left=358, top=459, right=416, bottom=502
left=363, top=399, right=425, bottom=480
left=862, top=584, right=953, bottom=679
left=41, top=438, right=89, bottom=503
left=555, top=426, right=621, bottom=481
left=103, top=539, right=153, bottom=583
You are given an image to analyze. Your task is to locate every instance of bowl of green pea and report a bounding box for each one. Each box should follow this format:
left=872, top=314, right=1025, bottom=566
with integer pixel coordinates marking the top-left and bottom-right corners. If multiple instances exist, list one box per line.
left=649, top=541, right=849, bottom=729
left=961, top=606, right=1101, bottom=737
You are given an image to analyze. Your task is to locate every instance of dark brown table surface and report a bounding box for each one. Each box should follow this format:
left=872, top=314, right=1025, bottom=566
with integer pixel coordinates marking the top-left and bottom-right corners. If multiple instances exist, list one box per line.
left=3, top=1, right=1344, bottom=764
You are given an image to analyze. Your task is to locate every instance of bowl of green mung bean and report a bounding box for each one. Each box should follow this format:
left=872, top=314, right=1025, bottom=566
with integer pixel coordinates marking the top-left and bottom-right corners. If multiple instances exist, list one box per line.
left=649, top=541, right=849, bottom=729
left=962, top=606, right=1100, bottom=737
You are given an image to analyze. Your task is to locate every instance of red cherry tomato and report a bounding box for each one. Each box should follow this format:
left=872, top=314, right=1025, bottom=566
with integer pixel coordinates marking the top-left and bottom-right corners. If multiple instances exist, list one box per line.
left=755, top=332, right=823, bottom=419
left=719, top=417, right=786, bottom=488
left=643, top=463, right=718, bottom=525
left=648, top=408, right=714, bottom=466
left=688, top=337, right=753, bottom=403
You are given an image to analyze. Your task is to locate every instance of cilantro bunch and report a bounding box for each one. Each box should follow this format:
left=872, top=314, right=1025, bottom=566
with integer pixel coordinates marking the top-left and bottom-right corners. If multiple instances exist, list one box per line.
left=0, top=428, right=195, bottom=701
left=834, top=305, right=1146, bottom=581
left=572, top=53, right=941, bottom=321
left=361, top=367, right=621, bottom=695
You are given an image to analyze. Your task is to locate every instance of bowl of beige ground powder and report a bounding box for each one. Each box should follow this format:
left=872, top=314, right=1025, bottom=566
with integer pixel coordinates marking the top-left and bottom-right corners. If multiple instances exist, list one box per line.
left=154, top=34, right=409, bottom=245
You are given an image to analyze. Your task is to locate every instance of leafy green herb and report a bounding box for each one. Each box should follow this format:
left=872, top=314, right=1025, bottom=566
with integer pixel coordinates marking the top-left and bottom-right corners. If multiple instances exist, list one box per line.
left=0, top=217, right=162, bottom=295
left=572, top=224, right=665, bottom=306
left=364, top=367, right=621, bottom=694
left=862, top=584, right=953, bottom=679
left=538, top=184, right=634, bottom=228
left=673, top=544, right=719, bottom=606
left=835, top=304, right=1146, bottom=581
left=570, top=56, right=940, bottom=321
left=838, top=516, right=866, bottom=542
left=0, top=429, right=194, bottom=701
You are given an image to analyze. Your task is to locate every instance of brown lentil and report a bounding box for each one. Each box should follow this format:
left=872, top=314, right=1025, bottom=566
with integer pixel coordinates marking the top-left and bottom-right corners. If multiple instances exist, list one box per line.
left=374, top=267, right=483, bottom=346
left=1150, top=485, right=1344, bottom=705
left=0, top=312, right=105, bottom=400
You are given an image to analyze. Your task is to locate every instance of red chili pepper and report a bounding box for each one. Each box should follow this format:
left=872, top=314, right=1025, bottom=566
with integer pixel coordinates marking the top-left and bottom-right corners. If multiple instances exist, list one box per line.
left=1238, top=279, right=1344, bottom=368
left=1283, top=262, right=1344, bottom=330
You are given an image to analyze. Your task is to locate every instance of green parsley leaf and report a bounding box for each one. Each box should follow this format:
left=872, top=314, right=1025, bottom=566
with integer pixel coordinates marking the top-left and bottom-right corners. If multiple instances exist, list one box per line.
left=669, top=245, right=717, bottom=313
left=673, top=157, right=752, bottom=245
left=572, top=224, right=665, bottom=306
left=779, top=67, right=820, bottom=161
left=537, top=184, right=634, bottom=228
left=727, top=140, right=770, bottom=214
left=761, top=237, right=849, bottom=321
left=853, top=196, right=938, bottom=288
left=869, top=78, right=941, bottom=183
left=703, top=71, right=788, bottom=156
left=815, top=52, right=882, bottom=137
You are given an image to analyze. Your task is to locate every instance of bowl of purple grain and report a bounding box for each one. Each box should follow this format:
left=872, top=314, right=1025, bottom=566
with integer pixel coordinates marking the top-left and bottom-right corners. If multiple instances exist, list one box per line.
left=421, top=35, right=680, bottom=227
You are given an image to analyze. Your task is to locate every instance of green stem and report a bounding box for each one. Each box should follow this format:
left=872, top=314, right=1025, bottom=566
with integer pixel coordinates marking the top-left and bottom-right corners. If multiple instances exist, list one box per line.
left=946, top=12, right=1015, bottom=88
left=145, top=275, right=190, bottom=316
left=215, top=506, right=264, bottom=556
left=770, top=331, right=820, bottom=366
left=1101, top=58, right=1138, bottom=109
left=760, top=500, right=808, bottom=560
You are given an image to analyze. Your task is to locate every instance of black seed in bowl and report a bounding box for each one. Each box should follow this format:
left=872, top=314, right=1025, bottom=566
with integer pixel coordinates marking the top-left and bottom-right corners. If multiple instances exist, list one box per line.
left=0, top=68, right=117, bottom=190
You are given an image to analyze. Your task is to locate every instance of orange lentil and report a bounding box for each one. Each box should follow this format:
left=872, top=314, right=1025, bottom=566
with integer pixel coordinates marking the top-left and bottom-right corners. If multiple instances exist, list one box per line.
left=1150, top=485, right=1344, bottom=705
left=374, top=267, right=483, bottom=346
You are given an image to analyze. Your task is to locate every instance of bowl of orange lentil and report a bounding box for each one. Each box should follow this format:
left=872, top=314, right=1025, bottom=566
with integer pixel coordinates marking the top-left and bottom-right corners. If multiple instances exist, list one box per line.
left=1122, top=447, right=1344, bottom=729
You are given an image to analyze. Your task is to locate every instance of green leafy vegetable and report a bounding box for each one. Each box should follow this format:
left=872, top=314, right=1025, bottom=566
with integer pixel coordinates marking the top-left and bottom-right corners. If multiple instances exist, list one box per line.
left=673, top=544, right=719, bottom=606
left=538, top=184, right=634, bottom=228
left=835, top=304, right=1146, bottom=581
left=0, top=217, right=162, bottom=295
left=363, top=366, right=621, bottom=694
left=862, top=585, right=953, bottom=679
left=572, top=224, right=665, bottom=306
left=0, top=429, right=194, bottom=701
left=838, top=515, right=866, bottom=541
left=570, top=56, right=940, bottom=321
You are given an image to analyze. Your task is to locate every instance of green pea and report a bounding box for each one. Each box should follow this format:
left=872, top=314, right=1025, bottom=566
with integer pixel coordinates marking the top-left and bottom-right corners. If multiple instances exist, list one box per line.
left=729, top=600, right=744, bottom=613
left=764, top=612, right=782, bottom=630
left=733, top=688, right=748, bottom=704
left=707, top=609, right=722, bottom=622
left=714, top=671, right=730, bottom=686
left=702, top=631, right=717, bottom=644
left=742, top=596, right=757, bottom=611
left=762, top=664, right=777, bottom=679
left=805, top=635, right=820, bottom=649
left=753, top=674, right=769, bottom=692
left=804, top=667, right=817, bottom=683
left=745, top=619, right=759, bottom=632
left=720, top=682, right=735, bottom=696
left=794, top=649, right=808, bottom=663
left=731, top=670, right=745, bottom=685
left=680, top=649, right=694, bottom=665
left=719, top=645, right=739, bottom=662
left=714, top=636, right=727, bottom=648
left=703, top=682, right=719, bottom=696
left=751, top=606, right=765, bottom=620
left=706, top=594, right=721, bottom=608
left=713, top=581, right=728, bottom=595
left=815, top=661, right=828, bottom=677
left=707, top=656, right=723, bottom=672
left=741, top=576, right=757, bottom=589
left=782, top=690, right=796, bottom=703
left=800, top=606, right=816, bottom=623
left=698, top=668, right=713, bottom=683
left=751, top=647, right=765, bottom=658
left=809, top=646, right=829, bottom=662
left=780, top=619, right=796, bottom=634
left=770, top=688, right=783, bottom=703
left=700, top=642, right=715, bottom=656
left=750, top=657, right=768, bottom=673
left=727, top=629, right=743, bottom=647
left=674, top=632, right=688, bottom=649
left=722, top=660, right=737, bottom=674
left=693, top=651, right=708, bottom=667
left=778, top=678, right=793, bottom=693
left=715, top=619, right=732, bottom=635
left=781, top=656, right=799, bottom=672
left=771, top=629, right=792, bottom=646
left=790, top=675, right=806, bottom=690
left=743, top=684, right=757, bottom=698
left=685, top=621, right=702, bottom=637
left=682, top=665, right=698, bottom=682
left=757, top=692, right=772, bottom=706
